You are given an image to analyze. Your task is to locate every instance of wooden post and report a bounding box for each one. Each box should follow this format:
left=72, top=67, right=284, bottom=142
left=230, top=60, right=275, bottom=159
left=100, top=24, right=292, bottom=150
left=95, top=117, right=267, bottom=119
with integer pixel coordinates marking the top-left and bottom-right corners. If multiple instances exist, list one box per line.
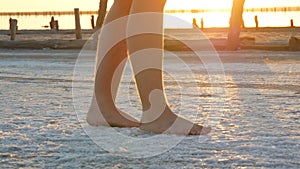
left=255, top=15, right=259, bottom=29
left=91, top=15, right=95, bottom=29
left=54, top=20, right=59, bottom=31
left=74, top=8, right=82, bottom=39
left=50, top=16, right=59, bottom=31
left=192, top=18, right=199, bottom=28
left=96, top=0, right=108, bottom=30
left=226, top=0, right=245, bottom=50
left=10, top=19, right=17, bottom=40
left=50, top=16, right=55, bottom=30
left=290, top=19, right=294, bottom=27
left=201, top=17, right=204, bottom=30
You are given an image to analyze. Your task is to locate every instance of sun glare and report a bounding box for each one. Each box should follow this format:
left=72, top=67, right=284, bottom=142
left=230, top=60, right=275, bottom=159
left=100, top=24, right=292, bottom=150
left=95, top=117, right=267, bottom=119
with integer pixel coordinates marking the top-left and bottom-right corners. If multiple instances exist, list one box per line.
left=165, top=0, right=300, bottom=11
left=0, top=0, right=299, bottom=12
left=165, top=0, right=233, bottom=10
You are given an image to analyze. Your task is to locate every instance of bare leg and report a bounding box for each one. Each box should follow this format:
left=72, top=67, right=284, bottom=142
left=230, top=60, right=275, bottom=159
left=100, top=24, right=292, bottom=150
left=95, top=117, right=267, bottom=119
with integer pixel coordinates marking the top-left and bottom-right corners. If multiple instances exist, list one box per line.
left=127, top=0, right=210, bottom=135
left=87, top=0, right=139, bottom=127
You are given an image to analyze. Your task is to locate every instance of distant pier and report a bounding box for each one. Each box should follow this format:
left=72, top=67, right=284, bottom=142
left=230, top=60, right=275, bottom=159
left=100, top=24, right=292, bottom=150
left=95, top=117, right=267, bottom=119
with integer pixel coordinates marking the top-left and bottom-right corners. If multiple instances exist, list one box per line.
left=0, top=6, right=300, bottom=16
left=166, top=6, right=300, bottom=13
left=0, top=11, right=98, bottom=16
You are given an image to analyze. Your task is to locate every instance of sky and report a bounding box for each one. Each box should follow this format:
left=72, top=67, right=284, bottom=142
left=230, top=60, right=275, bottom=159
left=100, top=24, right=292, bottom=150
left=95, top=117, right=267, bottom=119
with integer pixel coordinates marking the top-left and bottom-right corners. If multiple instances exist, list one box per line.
left=0, top=0, right=299, bottom=12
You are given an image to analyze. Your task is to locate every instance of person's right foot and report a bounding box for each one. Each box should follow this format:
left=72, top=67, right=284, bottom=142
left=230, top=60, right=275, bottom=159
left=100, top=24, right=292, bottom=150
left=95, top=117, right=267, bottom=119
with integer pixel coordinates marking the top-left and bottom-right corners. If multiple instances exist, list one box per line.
left=140, top=107, right=211, bottom=135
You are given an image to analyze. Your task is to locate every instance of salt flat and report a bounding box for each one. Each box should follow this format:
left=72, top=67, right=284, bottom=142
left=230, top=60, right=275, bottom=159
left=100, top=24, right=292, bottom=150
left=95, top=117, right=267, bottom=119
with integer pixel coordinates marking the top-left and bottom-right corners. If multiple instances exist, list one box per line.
left=0, top=49, right=299, bottom=168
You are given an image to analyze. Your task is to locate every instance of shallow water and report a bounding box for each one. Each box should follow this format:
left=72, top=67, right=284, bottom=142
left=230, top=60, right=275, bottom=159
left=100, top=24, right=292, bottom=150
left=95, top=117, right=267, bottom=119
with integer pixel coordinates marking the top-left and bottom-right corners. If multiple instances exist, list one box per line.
left=0, top=49, right=299, bottom=168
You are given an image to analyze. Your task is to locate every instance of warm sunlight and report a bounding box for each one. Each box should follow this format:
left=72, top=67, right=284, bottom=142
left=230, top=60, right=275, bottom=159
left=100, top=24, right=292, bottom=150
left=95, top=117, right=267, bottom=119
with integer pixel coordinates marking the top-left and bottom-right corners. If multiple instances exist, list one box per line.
left=1, top=0, right=300, bottom=167
left=0, top=0, right=299, bottom=29
left=0, top=0, right=299, bottom=12
left=165, top=0, right=232, bottom=10
left=165, top=0, right=300, bottom=11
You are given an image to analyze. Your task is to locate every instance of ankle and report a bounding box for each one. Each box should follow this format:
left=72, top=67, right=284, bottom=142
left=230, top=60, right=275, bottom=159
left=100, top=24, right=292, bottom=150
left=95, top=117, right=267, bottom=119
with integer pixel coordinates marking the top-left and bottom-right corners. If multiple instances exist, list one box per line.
left=141, top=106, right=176, bottom=124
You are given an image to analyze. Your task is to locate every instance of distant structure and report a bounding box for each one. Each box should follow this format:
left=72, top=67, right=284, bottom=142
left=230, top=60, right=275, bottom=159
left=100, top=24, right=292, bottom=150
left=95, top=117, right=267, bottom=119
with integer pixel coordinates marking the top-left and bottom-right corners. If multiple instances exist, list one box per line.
left=9, top=18, right=18, bottom=40
left=290, top=19, right=294, bottom=27
left=201, top=17, right=204, bottom=30
left=96, top=0, right=108, bottom=30
left=9, top=18, right=18, bottom=30
left=74, top=8, right=82, bottom=39
left=192, top=18, right=199, bottom=28
left=226, top=0, right=245, bottom=51
left=9, top=18, right=12, bottom=30
left=91, top=15, right=95, bottom=29
left=254, top=15, right=258, bottom=29
left=49, top=16, right=59, bottom=31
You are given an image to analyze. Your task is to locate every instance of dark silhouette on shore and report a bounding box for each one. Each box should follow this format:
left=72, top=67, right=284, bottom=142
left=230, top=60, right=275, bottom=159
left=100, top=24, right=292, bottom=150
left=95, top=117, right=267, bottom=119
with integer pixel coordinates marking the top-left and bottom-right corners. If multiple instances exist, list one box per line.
left=49, top=16, right=59, bottom=31
left=255, top=15, right=259, bottom=29
left=91, top=15, right=95, bottom=29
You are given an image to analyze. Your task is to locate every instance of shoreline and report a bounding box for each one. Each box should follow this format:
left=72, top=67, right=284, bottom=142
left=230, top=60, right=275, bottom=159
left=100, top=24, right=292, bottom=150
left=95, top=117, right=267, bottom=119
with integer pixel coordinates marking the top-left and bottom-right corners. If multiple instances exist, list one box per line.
left=0, top=39, right=295, bottom=51
left=1, top=26, right=300, bottom=33
left=0, top=27, right=299, bottom=51
left=1, top=49, right=299, bottom=63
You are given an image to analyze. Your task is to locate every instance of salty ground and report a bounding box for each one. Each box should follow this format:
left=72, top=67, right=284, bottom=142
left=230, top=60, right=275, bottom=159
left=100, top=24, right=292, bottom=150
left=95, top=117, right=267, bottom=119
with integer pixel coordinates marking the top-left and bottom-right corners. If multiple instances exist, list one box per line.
left=0, top=48, right=299, bottom=168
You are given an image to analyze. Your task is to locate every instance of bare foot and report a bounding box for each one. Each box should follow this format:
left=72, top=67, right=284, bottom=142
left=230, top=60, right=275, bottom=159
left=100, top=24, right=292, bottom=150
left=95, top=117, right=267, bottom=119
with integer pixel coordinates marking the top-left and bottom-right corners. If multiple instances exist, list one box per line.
left=86, top=95, right=140, bottom=127
left=140, top=107, right=211, bottom=135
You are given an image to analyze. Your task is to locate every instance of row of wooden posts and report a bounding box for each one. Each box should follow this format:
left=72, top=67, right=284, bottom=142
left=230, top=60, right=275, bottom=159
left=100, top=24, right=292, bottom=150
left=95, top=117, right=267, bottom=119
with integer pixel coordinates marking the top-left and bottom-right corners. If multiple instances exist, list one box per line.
left=193, top=15, right=296, bottom=29
left=8, top=8, right=297, bottom=41
left=9, top=8, right=87, bottom=41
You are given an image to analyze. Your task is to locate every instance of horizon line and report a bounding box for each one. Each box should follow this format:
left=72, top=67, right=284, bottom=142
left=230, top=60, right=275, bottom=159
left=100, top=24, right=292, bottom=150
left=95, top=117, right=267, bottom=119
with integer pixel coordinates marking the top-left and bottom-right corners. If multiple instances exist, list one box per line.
left=0, top=6, right=299, bottom=16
